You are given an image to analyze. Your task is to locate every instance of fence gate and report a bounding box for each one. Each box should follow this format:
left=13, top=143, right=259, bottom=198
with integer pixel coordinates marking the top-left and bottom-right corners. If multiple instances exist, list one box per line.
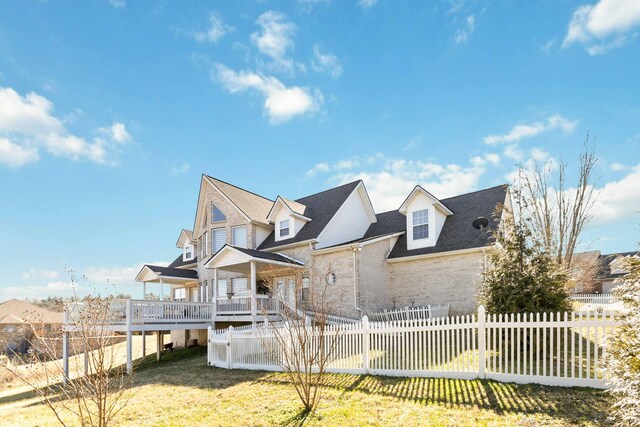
left=207, top=326, right=230, bottom=368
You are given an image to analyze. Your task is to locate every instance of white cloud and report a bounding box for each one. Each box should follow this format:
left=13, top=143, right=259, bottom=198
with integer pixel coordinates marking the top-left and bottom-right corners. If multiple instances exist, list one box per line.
left=563, top=0, right=640, bottom=54
left=171, top=161, right=191, bottom=175
left=591, top=165, right=640, bottom=224
left=22, top=269, right=60, bottom=280
left=311, top=44, right=343, bottom=78
left=105, top=122, right=130, bottom=143
left=192, top=13, right=235, bottom=43
left=251, top=11, right=300, bottom=73
left=454, top=15, right=475, bottom=44
left=483, top=114, right=578, bottom=145
left=0, top=86, right=130, bottom=167
left=358, top=0, right=379, bottom=9
left=213, top=64, right=322, bottom=124
left=0, top=138, right=39, bottom=167
left=311, top=153, right=496, bottom=211
left=305, top=162, right=331, bottom=177
left=541, top=38, right=557, bottom=53
left=610, top=162, right=627, bottom=171
left=109, top=0, right=125, bottom=8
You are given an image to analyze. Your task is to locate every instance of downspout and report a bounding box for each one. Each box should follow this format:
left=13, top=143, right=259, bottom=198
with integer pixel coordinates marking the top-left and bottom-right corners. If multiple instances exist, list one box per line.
left=352, top=246, right=362, bottom=314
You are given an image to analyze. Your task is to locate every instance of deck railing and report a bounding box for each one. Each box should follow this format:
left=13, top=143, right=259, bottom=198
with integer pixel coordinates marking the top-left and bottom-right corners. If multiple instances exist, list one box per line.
left=569, top=293, right=625, bottom=312
left=129, top=300, right=215, bottom=324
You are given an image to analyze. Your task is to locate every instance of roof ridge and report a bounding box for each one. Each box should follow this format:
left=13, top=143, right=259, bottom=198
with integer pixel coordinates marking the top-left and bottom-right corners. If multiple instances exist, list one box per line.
left=295, top=180, right=361, bottom=202
left=205, top=175, right=274, bottom=203
left=440, top=184, right=508, bottom=202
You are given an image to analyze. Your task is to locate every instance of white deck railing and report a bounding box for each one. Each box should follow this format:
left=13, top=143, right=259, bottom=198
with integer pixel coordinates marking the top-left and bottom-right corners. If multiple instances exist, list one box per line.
left=129, top=300, right=215, bottom=324
left=367, top=304, right=450, bottom=322
left=208, top=307, right=620, bottom=388
left=570, top=293, right=625, bottom=312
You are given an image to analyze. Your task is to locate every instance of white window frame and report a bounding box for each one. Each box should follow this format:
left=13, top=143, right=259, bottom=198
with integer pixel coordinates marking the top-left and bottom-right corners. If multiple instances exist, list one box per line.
left=203, top=231, right=209, bottom=257
left=212, top=227, right=227, bottom=254
left=280, top=219, right=290, bottom=237
left=232, top=225, right=248, bottom=249
left=412, top=209, right=429, bottom=240
left=211, top=202, right=226, bottom=223
left=173, top=287, right=186, bottom=302
left=184, top=245, right=194, bottom=261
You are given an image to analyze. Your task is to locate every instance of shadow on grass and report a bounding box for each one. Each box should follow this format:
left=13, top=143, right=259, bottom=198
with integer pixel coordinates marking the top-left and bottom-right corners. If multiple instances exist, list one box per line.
left=1, top=347, right=613, bottom=426
left=259, top=372, right=612, bottom=425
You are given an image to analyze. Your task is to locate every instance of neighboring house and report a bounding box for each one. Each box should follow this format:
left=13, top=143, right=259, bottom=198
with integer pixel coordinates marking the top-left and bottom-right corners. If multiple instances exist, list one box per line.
left=136, top=175, right=508, bottom=346
left=0, top=299, right=63, bottom=358
left=570, top=250, right=639, bottom=294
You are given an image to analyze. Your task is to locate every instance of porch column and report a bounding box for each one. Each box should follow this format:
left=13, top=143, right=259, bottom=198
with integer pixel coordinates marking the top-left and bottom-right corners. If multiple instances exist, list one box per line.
left=143, top=281, right=147, bottom=299
left=213, top=268, right=218, bottom=319
left=159, top=278, right=164, bottom=300
left=250, top=261, right=257, bottom=326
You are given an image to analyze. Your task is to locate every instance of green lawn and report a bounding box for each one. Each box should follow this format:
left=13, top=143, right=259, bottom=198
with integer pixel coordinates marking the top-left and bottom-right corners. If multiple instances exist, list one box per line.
left=0, top=347, right=613, bottom=426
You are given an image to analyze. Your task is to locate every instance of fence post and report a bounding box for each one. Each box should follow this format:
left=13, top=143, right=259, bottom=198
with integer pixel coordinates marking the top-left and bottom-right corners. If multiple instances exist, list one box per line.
left=207, top=326, right=212, bottom=366
left=478, top=305, right=486, bottom=379
left=362, top=315, right=370, bottom=374
left=227, top=326, right=234, bottom=370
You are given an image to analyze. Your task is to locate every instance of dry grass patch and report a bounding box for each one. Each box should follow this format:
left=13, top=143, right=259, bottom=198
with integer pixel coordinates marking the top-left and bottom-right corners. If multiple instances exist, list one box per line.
left=0, top=347, right=613, bottom=426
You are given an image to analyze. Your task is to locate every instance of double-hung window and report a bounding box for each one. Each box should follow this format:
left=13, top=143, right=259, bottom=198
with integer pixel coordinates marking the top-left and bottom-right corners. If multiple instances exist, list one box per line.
left=212, top=228, right=227, bottom=254
left=232, top=225, right=247, bottom=248
left=301, top=274, right=310, bottom=302
left=412, top=209, right=429, bottom=240
left=280, top=220, right=290, bottom=237
left=173, top=288, right=186, bottom=302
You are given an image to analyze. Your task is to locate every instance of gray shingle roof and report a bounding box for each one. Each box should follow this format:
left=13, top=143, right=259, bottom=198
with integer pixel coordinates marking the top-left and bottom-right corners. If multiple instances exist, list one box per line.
left=231, top=246, right=304, bottom=265
left=388, top=184, right=508, bottom=258
left=258, top=181, right=362, bottom=250
left=206, top=176, right=274, bottom=226
left=596, top=251, right=639, bottom=280
left=168, top=254, right=198, bottom=268
left=145, top=265, right=198, bottom=280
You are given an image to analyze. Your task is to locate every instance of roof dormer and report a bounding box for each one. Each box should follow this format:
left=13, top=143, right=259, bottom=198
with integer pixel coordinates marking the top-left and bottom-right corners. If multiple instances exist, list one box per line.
left=267, top=196, right=311, bottom=242
left=399, top=186, right=453, bottom=251
left=176, top=229, right=196, bottom=262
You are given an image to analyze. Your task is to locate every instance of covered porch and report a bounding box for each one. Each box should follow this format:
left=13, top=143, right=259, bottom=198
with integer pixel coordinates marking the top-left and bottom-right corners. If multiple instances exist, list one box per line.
left=205, top=245, right=305, bottom=324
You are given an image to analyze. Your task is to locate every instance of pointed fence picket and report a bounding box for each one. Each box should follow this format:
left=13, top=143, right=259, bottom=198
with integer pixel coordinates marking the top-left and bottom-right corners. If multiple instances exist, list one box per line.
left=208, top=307, right=619, bottom=388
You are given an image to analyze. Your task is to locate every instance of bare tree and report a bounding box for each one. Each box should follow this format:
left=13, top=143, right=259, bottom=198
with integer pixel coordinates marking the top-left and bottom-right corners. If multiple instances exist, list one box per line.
left=514, top=136, right=598, bottom=268
left=3, top=276, right=134, bottom=427
left=259, top=267, right=345, bottom=414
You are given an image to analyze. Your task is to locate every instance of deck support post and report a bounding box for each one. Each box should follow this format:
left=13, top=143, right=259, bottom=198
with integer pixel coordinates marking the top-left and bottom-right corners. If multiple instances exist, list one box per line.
left=156, top=331, right=162, bottom=362
left=213, top=268, right=218, bottom=321
left=62, top=308, right=69, bottom=385
left=84, top=344, right=89, bottom=376
left=142, top=331, right=146, bottom=358
left=250, top=261, right=257, bottom=326
left=126, top=331, right=133, bottom=374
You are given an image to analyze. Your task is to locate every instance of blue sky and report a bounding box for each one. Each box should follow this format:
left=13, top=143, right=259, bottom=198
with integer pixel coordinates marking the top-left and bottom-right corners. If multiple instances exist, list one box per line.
left=1, top=0, right=639, bottom=300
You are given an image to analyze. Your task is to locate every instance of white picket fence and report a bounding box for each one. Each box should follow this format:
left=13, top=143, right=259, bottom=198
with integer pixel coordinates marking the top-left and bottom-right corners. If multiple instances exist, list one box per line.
left=367, top=304, right=450, bottom=322
left=208, top=306, right=619, bottom=388
left=570, top=293, right=625, bottom=312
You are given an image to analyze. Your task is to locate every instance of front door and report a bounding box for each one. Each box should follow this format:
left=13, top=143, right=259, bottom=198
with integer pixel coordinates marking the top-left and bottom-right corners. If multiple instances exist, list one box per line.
left=274, top=276, right=296, bottom=309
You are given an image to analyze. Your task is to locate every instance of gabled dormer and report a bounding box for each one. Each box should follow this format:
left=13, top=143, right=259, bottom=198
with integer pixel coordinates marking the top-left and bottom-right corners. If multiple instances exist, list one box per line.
left=399, top=186, right=453, bottom=250
left=176, top=229, right=196, bottom=262
left=267, top=196, right=312, bottom=242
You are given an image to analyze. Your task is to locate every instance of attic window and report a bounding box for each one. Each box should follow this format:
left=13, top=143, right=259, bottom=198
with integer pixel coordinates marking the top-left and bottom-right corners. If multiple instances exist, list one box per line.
left=212, top=203, right=226, bottom=222
left=184, top=245, right=194, bottom=260
left=280, top=220, right=290, bottom=237
left=412, top=209, right=429, bottom=240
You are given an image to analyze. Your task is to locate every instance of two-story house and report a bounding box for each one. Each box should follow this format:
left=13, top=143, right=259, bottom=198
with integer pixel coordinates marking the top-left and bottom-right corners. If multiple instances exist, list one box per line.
left=135, top=175, right=509, bottom=347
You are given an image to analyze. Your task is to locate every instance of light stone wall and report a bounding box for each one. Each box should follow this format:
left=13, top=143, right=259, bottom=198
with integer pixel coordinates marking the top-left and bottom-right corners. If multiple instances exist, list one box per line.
left=358, top=239, right=394, bottom=314
left=386, top=251, right=485, bottom=315
left=196, top=186, right=254, bottom=291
